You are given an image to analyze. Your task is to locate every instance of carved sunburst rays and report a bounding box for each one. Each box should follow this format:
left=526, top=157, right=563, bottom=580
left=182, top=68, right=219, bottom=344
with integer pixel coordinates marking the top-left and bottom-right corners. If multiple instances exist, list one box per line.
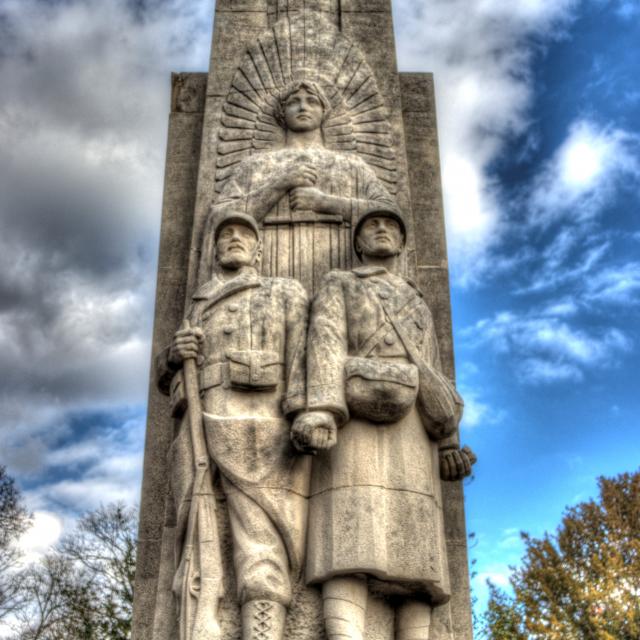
left=216, top=12, right=398, bottom=195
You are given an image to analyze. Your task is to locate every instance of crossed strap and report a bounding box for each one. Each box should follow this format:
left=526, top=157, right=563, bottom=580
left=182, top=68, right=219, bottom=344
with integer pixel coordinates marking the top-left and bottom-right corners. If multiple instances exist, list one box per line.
left=376, top=293, right=463, bottom=437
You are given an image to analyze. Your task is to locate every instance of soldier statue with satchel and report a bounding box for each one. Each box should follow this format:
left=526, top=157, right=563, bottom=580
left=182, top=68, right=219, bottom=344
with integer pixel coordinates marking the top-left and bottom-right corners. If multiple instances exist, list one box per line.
left=157, top=211, right=311, bottom=640
left=292, top=204, right=477, bottom=640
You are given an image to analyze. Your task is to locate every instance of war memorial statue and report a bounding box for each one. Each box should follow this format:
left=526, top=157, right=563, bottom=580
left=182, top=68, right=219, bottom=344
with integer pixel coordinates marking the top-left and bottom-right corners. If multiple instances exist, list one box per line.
left=133, top=2, right=477, bottom=640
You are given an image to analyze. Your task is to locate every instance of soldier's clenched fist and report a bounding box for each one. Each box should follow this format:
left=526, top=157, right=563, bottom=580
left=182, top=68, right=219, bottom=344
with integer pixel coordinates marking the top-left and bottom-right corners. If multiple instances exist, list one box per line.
left=439, top=445, right=477, bottom=482
left=291, top=411, right=337, bottom=454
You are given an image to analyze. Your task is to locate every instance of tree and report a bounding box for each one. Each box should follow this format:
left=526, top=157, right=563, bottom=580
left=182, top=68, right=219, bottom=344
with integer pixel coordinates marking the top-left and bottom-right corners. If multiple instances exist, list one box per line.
left=0, top=465, right=31, bottom=623
left=483, top=470, right=640, bottom=639
left=11, top=503, right=137, bottom=640
left=59, top=503, right=137, bottom=640
left=12, top=555, right=95, bottom=640
left=481, top=582, right=527, bottom=640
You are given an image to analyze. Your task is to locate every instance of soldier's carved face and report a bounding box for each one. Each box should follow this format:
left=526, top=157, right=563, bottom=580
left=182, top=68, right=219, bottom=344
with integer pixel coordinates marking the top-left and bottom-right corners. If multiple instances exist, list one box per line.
left=283, top=88, right=325, bottom=133
left=216, top=223, right=261, bottom=269
left=356, top=216, right=403, bottom=258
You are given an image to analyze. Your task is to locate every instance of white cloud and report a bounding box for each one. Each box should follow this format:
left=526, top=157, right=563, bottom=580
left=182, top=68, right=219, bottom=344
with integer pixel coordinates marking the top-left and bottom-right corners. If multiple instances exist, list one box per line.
left=0, top=0, right=214, bottom=483
left=17, top=511, right=64, bottom=565
left=459, top=388, right=491, bottom=430
left=516, top=237, right=611, bottom=295
left=612, top=0, right=640, bottom=19
left=455, top=362, right=505, bottom=430
left=584, top=262, right=640, bottom=305
left=542, top=299, right=579, bottom=317
left=528, top=120, right=640, bottom=226
left=464, top=311, right=632, bottom=383
left=23, top=413, right=145, bottom=518
left=393, top=0, right=580, bottom=281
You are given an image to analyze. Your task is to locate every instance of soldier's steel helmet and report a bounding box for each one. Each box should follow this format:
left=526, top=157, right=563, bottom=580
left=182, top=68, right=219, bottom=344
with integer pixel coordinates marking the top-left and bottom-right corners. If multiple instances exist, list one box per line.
left=213, top=211, right=260, bottom=242
left=353, top=204, right=407, bottom=260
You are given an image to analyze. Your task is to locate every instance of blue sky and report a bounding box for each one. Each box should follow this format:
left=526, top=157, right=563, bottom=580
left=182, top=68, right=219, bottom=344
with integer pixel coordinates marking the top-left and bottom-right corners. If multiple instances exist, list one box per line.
left=0, top=0, right=638, bottom=621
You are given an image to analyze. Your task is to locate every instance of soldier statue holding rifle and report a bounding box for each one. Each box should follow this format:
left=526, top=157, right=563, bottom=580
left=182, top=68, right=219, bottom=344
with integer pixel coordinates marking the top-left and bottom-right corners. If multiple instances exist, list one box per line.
left=157, top=211, right=311, bottom=640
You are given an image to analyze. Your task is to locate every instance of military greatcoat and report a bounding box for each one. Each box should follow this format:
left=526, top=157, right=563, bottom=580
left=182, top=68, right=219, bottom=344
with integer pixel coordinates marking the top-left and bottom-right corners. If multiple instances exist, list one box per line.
left=304, top=266, right=456, bottom=605
left=158, top=268, right=310, bottom=607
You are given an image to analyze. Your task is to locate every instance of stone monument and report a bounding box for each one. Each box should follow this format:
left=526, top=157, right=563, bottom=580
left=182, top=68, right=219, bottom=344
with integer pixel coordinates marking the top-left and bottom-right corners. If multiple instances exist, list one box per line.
left=133, top=2, right=477, bottom=639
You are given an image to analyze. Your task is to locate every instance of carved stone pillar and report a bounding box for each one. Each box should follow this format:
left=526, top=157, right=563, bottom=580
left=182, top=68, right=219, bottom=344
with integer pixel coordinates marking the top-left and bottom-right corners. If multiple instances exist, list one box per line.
left=132, top=3, right=474, bottom=639
left=267, top=0, right=340, bottom=25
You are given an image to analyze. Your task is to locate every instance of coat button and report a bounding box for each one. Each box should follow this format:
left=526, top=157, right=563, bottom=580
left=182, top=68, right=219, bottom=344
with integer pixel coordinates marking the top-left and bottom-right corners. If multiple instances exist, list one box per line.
left=227, top=303, right=239, bottom=312
left=384, top=333, right=396, bottom=345
left=223, top=326, right=234, bottom=335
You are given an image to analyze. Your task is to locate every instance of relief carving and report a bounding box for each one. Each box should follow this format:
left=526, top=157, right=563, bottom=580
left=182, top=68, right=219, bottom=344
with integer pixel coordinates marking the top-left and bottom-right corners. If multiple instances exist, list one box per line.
left=158, top=212, right=311, bottom=640
left=154, top=9, right=476, bottom=640
left=200, top=12, right=398, bottom=294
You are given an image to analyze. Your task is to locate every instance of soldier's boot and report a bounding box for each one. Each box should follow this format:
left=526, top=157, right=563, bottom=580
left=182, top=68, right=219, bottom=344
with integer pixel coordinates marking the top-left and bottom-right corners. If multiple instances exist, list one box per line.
left=241, top=599, right=287, bottom=640
left=322, top=576, right=368, bottom=640
left=396, top=600, right=432, bottom=640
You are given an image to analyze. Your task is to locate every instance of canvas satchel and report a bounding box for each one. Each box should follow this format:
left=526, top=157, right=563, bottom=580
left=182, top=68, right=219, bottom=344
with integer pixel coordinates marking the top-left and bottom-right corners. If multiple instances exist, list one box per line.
left=378, top=297, right=463, bottom=440
left=344, top=356, right=419, bottom=423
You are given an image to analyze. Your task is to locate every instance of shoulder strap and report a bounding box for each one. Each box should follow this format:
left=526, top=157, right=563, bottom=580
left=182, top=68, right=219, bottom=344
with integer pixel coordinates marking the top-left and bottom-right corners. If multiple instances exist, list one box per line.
left=379, top=295, right=463, bottom=433
left=377, top=296, right=425, bottom=367
left=357, top=290, right=422, bottom=357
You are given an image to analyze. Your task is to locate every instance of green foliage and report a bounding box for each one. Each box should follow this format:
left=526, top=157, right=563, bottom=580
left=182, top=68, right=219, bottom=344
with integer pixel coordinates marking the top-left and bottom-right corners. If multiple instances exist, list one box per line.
left=483, top=470, right=640, bottom=639
left=482, top=582, right=527, bottom=640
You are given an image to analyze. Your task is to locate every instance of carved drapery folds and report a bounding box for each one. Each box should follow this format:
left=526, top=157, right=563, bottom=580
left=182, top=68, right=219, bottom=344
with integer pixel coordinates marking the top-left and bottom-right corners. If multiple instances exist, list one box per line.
left=200, top=12, right=398, bottom=293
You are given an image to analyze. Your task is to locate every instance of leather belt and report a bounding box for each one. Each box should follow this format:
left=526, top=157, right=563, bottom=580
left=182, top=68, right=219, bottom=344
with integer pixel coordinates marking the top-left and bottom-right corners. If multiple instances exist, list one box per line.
left=199, top=363, right=227, bottom=391
left=199, top=362, right=286, bottom=391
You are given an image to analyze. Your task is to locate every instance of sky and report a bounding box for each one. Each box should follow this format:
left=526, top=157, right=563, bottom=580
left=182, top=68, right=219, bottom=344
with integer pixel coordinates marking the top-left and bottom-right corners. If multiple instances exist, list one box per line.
left=0, top=0, right=638, bottom=620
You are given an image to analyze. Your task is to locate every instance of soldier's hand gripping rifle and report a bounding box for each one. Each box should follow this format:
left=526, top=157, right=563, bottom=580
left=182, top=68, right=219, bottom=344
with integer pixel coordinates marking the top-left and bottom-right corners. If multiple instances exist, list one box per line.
left=178, top=319, right=223, bottom=640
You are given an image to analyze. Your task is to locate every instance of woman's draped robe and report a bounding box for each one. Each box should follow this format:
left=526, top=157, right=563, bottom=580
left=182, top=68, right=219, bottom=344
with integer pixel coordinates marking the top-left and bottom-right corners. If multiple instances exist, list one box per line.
left=211, top=147, right=396, bottom=294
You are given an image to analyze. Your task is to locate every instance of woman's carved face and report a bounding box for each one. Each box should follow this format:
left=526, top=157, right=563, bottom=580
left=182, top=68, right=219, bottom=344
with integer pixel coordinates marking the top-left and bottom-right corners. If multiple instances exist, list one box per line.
left=283, top=88, right=325, bottom=132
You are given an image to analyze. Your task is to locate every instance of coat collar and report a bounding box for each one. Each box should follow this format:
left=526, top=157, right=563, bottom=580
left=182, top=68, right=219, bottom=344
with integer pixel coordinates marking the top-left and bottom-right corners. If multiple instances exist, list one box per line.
left=355, top=267, right=423, bottom=320
left=353, top=265, right=422, bottom=296
left=192, top=269, right=261, bottom=305
left=352, top=265, right=388, bottom=278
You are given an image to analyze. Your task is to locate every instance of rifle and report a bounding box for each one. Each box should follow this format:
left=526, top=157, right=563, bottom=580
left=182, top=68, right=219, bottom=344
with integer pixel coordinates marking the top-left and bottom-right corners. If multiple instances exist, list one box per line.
left=178, top=319, right=223, bottom=640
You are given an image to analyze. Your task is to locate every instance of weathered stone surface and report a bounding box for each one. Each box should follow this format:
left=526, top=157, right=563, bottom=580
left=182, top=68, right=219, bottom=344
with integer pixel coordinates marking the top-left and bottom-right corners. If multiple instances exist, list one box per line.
left=159, top=211, right=312, bottom=639
left=342, top=0, right=391, bottom=12
left=404, top=72, right=474, bottom=639
left=216, top=0, right=269, bottom=12
left=210, top=67, right=398, bottom=291
left=207, top=11, right=270, bottom=98
left=133, top=5, right=475, bottom=640
left=339, top=6, right=415, bottom=277
left=291, top=212, right=473, bottom=640
left=132, top=73, right=206, bottom=640
left=401, top=74, right=448, bottom=270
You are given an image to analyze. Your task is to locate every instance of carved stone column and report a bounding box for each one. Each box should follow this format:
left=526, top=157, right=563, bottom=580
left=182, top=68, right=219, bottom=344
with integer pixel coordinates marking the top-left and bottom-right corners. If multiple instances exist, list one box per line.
left=132, top=3, right=474, bottom=639
left=268, top=0, right=340, bottom=25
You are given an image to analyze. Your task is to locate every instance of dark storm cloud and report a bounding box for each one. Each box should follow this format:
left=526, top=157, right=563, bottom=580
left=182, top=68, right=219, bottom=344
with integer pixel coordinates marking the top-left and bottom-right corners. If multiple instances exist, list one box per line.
left=0, top=0, right=213, bottom=477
